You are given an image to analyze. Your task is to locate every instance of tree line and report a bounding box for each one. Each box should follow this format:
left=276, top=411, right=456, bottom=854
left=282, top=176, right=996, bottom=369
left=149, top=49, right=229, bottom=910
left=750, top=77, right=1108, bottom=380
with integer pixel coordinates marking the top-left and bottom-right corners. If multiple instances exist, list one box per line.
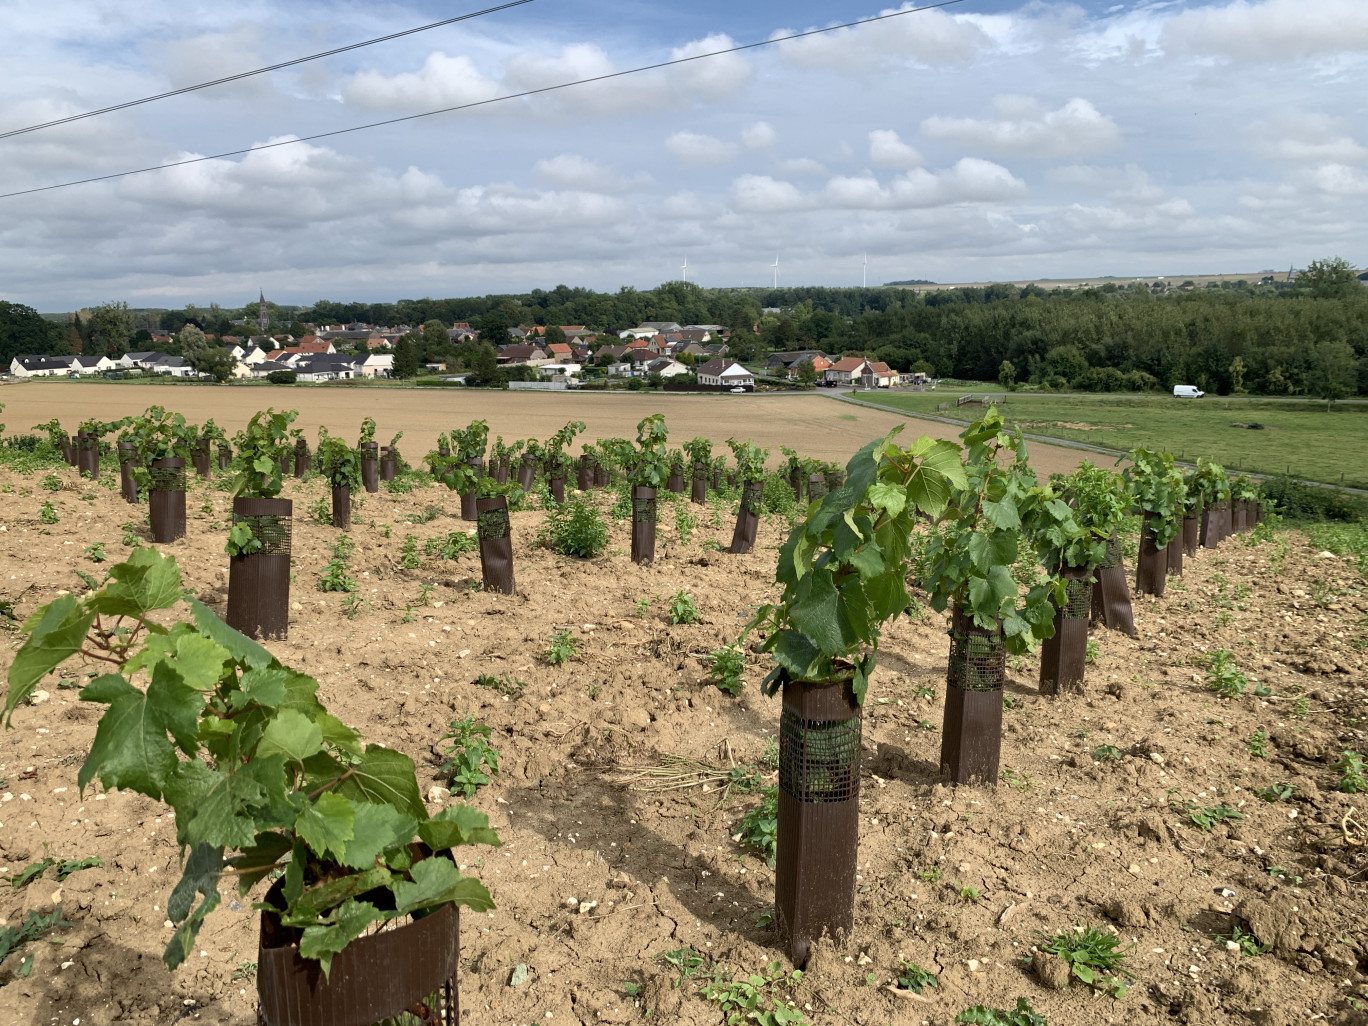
left=3, top=258, right=1363, bottom=398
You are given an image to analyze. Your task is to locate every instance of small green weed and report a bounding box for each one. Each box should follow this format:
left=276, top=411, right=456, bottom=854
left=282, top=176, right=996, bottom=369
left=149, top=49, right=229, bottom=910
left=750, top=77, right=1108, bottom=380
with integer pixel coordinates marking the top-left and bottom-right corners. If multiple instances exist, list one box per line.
left=656, top=947, right=706, bottom=989
left=708, top=645, right=746, bottom=695
left=737, top=786, right=778, bottom=868
left=83, top=541, right=107, bottom=563
left=308, top=497, right=330, bottom=524
left=38, top=501, right=58, bottom=524
left=1000, top=768, right=1035, bottom=792
left=232, top=959, right=258, bottom=982
left=398, top=534, right=422, bottom=569
left=954, top=881, right=979, bottom=903
left=340, top=593, right=365, bottom=620
left=698, top=960, right=806, bottom=1025
left=425, top=531, right=475, bottom=560
left=668, top=589, right=699, bottom=624
left=1253, top=782, right=1297, bottom=803
left=538, top=498, right=609, bottom=558
left=40, top=474, right=61, bottom=492
left=474, top=673, right=526, bottom=698
left=752, top=906, right=775, bottom=930
left=1092, top=744, right=1122, bottom=762
left=1246, top=730, right=1270, bottom=758
left=918, top=719, right=937, bottom=731
left=1201, top=649, right=1247, bottom=698
left=405, top=506, right=441, bottom=525
left=120, top=522, right=141, bottom=546
left=674, top=502, right=697, bottom=544
left=895, top=960, right=938, bottom=994
left=633, top=596, right=654, bottom=616
left=439, top=715, right=500, bottom=797
left=1037, top=924, right=1136, bottom=998
left=918, top=865, right=941, bottom=883
left=1215, top=924, right=1270, bottom=957
left=0, top=907, right=70, bottom=974
left=544, top=630, right=581, bottom=665
left=955, top=998, right=1048, bottom=1026
left=1085, top=640, right=1099, bottom=665
left=1336, top=750, right=1367, bottom=793
left=1175, top=800, right=1243, bottom=832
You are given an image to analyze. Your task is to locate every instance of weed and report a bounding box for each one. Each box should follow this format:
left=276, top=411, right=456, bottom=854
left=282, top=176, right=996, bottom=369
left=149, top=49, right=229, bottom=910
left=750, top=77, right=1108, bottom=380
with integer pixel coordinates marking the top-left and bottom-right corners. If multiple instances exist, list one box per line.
left=38, top=501, right=58, bottom=524
left=1085, top=639, right=1100, bottom=665
left=1253, top=782, right=1297, bottom=803
left=702, top=538, right=722, bottom=551
left=1000, top=768, right=1036, bottom=792
left=1002, top=694, right=1020, bottom=711
left=737, top=786, right=778, bottom=867
left=760, top=736, right=779, bottom=769
left=752, top=906, right=775, bottom=930
left=1175, top=800, right=1243, bottom=832
left=0, top=907, right=70, bottom=974
left=668, top=589, right=699, bottom=624
left=405, top=506, right=441, bottom=525
left=674, top=502, right=697, bottom=544
left=397, top=534, right=422, bottom=570
left=954, top=881, right=980, bottom=903
left=474, top=673, right=526, bottom=698
left=426, top=531, right=475, bottom=560
left=232, top=960, right=258, bottom=982
left=1291, top=697, right=1310, bottom=717
left=633, top=596, right=655, bottom=616
left=1215, top=924, right=1270, bottom=957
left=318, top=551, right=357, bottom=593
left=1092, top=744, right=1123, bottom=762
left=1037, top=924, right=1136, bottom=998
left=538, top=498, right=609, bottom=558
left=1201, top=649, right=1248, bottom=698
left=439, top=715, right=500, bottom=797
left=340, top=593, right=365, bottom=620
left=918, top=865, right=941, bottom=883
left=401, top=606, right=414, bottom=623
left=83, top=541, right=107, bottom=563
left=895, top=960, right=938, bottom=994
left=656, top=947, right=706, bottom=989
left=120, top=522, right=141, bottom=547
left=544, top=630, right=581, bottom=666
left=308, top=497, right=331, bottom=524
left=1336, top=751, right=1367, bottom=793
left=40, top=474, right=61, bottom=492
left=708, top=645, right=746, bottom=695
left=1245, top=730, right=1270, bottom=758
left=699, top=960, right=806, bottom=1025
left=955, top=997, right=1048, bottom=1026
left=918, top=719, right=938, bottom=731
left=417, top=583, right=435, bottom=606
left=916, top=684, right=936, bottom=700
left=379, top=524, right=392, bottom=539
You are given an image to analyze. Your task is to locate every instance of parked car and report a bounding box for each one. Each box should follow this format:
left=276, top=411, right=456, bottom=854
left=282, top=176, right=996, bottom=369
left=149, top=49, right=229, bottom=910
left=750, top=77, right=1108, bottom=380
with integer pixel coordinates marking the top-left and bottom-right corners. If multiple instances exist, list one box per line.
left=1172, top=384, right=1205, bottom=398
left=729, top=386, right=746, bottom=393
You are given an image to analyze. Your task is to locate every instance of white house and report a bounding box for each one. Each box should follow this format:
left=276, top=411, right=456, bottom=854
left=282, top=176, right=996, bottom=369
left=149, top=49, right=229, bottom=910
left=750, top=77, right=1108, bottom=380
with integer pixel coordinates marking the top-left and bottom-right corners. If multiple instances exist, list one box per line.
left=644, top=357, right=690, bottom=378
left=120, top=351, right=169, bottom=371
left=149, top=355, right=196, bottom=378
left=9, top=355, right=70, bottom=378
left=696, top=358, right=755, bottom=389
left=355, top=353, right=394, bottom=379
left=292, top=356, right=357, bottom=382
left=537, top=362, right=582, bottom=380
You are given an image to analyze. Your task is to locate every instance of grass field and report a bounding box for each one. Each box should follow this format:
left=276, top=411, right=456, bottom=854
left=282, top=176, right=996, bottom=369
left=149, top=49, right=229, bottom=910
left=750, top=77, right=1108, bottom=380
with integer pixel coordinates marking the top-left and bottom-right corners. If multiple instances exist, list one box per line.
left=853, top=391, right=1366, bottom=489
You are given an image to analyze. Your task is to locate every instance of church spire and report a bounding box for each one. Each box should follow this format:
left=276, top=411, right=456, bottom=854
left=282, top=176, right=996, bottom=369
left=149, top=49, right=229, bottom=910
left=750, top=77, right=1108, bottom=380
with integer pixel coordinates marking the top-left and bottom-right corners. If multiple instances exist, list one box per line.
left=257, top=290, right=269, bottom=335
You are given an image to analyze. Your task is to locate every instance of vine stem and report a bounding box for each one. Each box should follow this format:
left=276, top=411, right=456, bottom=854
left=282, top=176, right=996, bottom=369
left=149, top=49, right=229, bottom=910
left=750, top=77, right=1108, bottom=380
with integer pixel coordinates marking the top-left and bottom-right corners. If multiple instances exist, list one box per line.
left=307, top=768, right=355, bottom=801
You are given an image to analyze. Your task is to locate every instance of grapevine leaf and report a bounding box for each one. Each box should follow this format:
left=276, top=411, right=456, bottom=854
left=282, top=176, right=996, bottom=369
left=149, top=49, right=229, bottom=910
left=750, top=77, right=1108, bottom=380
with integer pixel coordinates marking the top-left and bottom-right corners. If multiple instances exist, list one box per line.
left=392, top=857, right=495, bottom=915
left=6, top=596, right=95, bottom=722
left=298, top=900, right=385, bottom=980
left=231, top=832, right=293, bottom=893
left=79, top=673, right=138, bottom=704
left=162, top=842, right=223, bottom=970
left=235, top=667, right=289, bottom=709
left=146, top=662, right=204, bottom=755
left=982, top=498, right=1021, bottom=531
left=769, top=630, right=820, bottom=681
left=419, top=804, right=503, bottom=851
left=787, top=572, right=844, bottom=656
left=864, top=571, right=909, bottom=623
left=162, top=761, right=260, bottom=850
left=295, top=792, right=355, bottom=862
left=316, top=713, right=362, bottom=757
left=78, top=688, right=177, bottom=797
left=337, top=745, right=427, bottom=820
left=87, top=546, right=183, bottom=620
left=284, top=866, right=393, bottom=923
left=186, top=598, right=273, bottom=669
left=257, top=708, right=324, bottom=765
left=866, top=481, right=906, bottom=518
left=341, top=803, right=418, bottom=870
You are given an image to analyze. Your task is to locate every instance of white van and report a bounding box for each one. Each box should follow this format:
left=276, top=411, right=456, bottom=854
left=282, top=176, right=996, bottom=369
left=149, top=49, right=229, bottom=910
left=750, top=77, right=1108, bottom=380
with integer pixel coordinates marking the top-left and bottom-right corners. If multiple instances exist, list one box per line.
left=1173, top=384, right=1205, bottom=398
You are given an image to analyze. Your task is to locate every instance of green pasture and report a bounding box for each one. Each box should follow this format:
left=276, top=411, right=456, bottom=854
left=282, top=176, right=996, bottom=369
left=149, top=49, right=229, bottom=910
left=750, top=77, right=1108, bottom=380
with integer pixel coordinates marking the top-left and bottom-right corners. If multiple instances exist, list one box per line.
left=855, top=391, right=1366, bottom=489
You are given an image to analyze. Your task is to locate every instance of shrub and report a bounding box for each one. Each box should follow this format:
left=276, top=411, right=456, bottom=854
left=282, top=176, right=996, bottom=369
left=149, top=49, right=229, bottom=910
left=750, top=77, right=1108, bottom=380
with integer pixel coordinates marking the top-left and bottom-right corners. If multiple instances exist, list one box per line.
left=265, top=369, right=297, bottom=385
left=537, top=498, right=608, bottom=558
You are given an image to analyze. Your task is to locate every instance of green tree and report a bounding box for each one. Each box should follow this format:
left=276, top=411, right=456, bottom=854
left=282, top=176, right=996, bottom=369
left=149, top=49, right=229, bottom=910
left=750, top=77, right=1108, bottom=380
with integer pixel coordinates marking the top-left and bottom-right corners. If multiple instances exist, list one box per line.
left=543, top=325, right=567, bottom=347
left=190, top=346, right=236, bottom=382
left=1306, top=339, right=1358, bottom=410
left=796, top=358, right=818, bottom=387
left=422, top=319, right=448, bottom=350
left=1045, top=345, right=1086, bottom=385
left=998, top=359, right=1016, bottom=390
left=1297, top=257, right=1360, bottom=300
left=394, top=334, right=420, bottom=379
left=479, top=310, right=511, bottom=346
left=177, top=324, right=209, bottom=363
left=87, top=301, right=134, bottom=358
left=1228, top=355, right=1246, bottom=393
left=288, top=320, right=310, bottom=339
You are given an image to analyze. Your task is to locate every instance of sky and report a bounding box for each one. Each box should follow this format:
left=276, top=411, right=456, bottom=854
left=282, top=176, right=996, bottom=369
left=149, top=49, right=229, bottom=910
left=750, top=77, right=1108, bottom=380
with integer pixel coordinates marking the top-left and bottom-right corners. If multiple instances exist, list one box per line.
left=2, top=0, right=1366, bottom=310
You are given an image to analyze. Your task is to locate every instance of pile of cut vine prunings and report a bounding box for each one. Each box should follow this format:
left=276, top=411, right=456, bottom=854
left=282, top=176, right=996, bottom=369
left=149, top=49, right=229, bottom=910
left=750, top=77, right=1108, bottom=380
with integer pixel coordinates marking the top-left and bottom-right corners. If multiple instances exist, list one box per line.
left=0, top=460, right=1364, bottom=1026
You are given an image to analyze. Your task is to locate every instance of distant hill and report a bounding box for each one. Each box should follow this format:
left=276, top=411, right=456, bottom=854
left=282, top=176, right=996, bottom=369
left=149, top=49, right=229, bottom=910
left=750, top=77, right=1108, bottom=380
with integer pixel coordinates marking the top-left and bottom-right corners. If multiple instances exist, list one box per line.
left=883, top=279, right=937, bottom=286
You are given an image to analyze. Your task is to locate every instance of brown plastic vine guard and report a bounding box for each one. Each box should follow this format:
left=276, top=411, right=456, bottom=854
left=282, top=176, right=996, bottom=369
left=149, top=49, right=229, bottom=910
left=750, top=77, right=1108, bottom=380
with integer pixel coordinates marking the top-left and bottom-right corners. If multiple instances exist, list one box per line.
left=148, top=457, right=187, bottom=543
left=331, top=485, right=352, bottom=531
left=691, top=463, right=707, bottom=504
left=630, top=486, right=657, bottom=565
left=118, top=442, right=139, bottom=503
left=594, top=464, right=609, bottom=488
left=577, top=455, right=595, bottom=491
left=295, top=441, right=312, bottom=479
left=775, top=676, right=861, bottom=969
left=218, top=444, right=232, bottom=471
left=257, top=877, right=461, bottom=1026
left=379, top=447, right=397, bottom=483
left=516, top=454, right=536, bottom=491
left=1134, top=514, right=1168, bottom=598
left=940, top=607, right=1005, bottom=785
left=1182, top=515, right=1199, bottom=557
left=61, top=436, right=76, bottom=466
left=1091, top=534, right=1136, bottom=636
left=360, top=442, right=380, bottom=493
left=667, top=466, right=684, bottom=493
left=549, top=475, right=566, bottom=504
left=75, top=432, right=100, bottom=479
left=1200, top=505, right=1221, bottom=548
left=460, top=459, right=483, bottom=522
left=1039, top=569, right=1092, bottom=697
left=729, top=481, right=762, bottom=554
left=192, top=438, right=211, bottom=478
left=476, top=496, right=516, bottom=595
left=1165, top=534, right=1184, bottom=577
left=806, top=473, right=827, bottom=503
left=227, top=498, right=292, bottom=641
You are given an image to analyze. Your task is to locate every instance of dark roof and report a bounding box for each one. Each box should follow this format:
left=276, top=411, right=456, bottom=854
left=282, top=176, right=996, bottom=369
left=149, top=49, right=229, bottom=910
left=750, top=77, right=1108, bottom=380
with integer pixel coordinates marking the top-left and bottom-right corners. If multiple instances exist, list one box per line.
left=696, top=357, right=726, bottom=376
left=12, top=354, right=69, bottom=371
left=767, top=350, right=827, bottom=367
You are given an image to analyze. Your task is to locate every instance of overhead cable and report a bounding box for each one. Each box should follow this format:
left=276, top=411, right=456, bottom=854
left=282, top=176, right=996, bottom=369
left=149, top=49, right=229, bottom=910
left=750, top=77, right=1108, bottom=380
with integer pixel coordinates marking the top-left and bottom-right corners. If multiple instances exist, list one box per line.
left=0, top=0, right=965, bottom=202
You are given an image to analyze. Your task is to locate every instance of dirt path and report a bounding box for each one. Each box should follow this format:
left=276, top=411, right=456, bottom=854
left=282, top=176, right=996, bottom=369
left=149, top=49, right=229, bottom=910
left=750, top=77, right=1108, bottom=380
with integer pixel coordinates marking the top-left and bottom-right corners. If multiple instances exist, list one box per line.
left=0, top=382, right=1101, bottom=476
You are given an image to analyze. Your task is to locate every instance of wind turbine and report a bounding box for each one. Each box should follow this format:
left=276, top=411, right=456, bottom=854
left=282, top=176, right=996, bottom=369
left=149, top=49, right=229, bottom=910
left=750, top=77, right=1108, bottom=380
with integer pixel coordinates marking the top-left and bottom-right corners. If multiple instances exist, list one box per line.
left=862, top=253, right=868, bottom=289
left=772, top=255, right=779, bottom=289
left=681, top=255, right=688, bottom=283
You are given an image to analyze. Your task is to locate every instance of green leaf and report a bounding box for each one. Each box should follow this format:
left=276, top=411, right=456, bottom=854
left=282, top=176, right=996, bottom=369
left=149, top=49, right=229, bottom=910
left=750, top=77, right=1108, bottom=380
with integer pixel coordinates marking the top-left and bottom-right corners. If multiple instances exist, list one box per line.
left=768, top=630, right=820, bottom=683
left=186, top=598, right=273, bottom=669
left=298, top=900, right=384, bottom=980
left=232, top=832, right=293, bottom=893
left=787, top=572, right=845, bottom=657
left=336, top=745, right=427, bottom=820
left=316, top=713, right=362, bottom=757
left=257, top=708, right=324, bottom=765
left=162, top=843, right=223, bottom=970
left=79, top=673, right=139, bottom=704
left=982, top=498, right=1021, bottom=531
left=418, top=804, right=503, bottom=851
left=295, top=792, right=355, bottom=862
left=9, top=858, right=56, bottom=889
left=235, top=667, right=289, bottom=709
left=6, top=596, right=95, bottom=722
left=341, top=803, right=418, bottom=870
left=86, top=546, right=183, bottom=621
left=146, top=662, right=204, bottom=755
left=391, top=857, right=495, bottom=915
left=866, top=481, right=906, bottom=518
left=78, top=688, right=177, bottom=797
left=284, top=866, right=393, bottom=923
left=162, top=761, right=261, bottom=850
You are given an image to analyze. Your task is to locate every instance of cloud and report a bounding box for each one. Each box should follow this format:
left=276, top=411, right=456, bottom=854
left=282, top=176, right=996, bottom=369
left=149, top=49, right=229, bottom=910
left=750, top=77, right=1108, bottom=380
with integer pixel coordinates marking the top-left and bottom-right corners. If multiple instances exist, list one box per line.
left=344, top=52, right=500, bottom=111
left=1252, top=112, right=1368, bottom=164
left=921, top=97, right=1121, bottom=158
left=775, top=158, right=828, bottom=177
left=741, top=121, right=776, bottom=151
left=1310, top=163, right=1368, bottom=196
left=533, top=154, right=651, bottom=193
left=774, top=5, right=993, bottom=69
left=730, top=175, right=808, bottom=212
left=868, top=130, right=922, bottom=168
left=822, top=158, right=1026, bottom=209
left=665, top=131, right=740, bottom=165
left=1160, top=0, right=1368, bottom=62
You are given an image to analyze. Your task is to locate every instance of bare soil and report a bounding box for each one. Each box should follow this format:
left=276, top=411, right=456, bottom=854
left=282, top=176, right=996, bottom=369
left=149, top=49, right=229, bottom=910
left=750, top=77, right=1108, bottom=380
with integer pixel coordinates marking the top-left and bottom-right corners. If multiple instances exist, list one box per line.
left=0, top=462, right=1365, bottom=1026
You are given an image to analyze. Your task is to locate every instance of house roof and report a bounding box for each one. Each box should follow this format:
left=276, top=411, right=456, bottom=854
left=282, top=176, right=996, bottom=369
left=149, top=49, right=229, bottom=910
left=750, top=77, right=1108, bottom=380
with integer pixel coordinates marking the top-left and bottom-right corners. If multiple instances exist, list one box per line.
left=696, top=357, right=726, bottom=376
left=12, top=354, right=69, bottom=371
left=638, top=321, right=681, bottom=331
left=768, top=350, right=828, bottom=366
left=498, top=344, right=547, bottom=361
left=831, top=356, right=870, bottom=372
left=626, top=349, right=657, bottom=363
left=294, top=355, right=356, bottom=373
left=867, top=361, right=895, bottom=375
left=718, top=363, right=753, bottom=378
left=546, top=343, right=572, bottom=356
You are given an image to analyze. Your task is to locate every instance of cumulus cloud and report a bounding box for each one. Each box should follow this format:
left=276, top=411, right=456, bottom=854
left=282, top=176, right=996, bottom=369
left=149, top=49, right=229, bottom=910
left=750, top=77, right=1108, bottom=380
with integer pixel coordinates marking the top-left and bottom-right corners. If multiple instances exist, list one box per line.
left=823, top=158, right=1026, bottom=209
left=922, top=97, right=1121, bottom=158
left=868, top=130, right=922, bottom=168
left=1160, top=0, right=1368, bottom=62
left=774, top=5, right=993, bottom=69
left=730, top=175, right=808, bottom=212
left=741, top=121, right=777, bottom=151
left=344, top=52, right=500, bottom=111
left=1253, top=112, right=1368, bottom=164
left=533, top=154, right=651, bottom=193
left=665, top=131, right=740, bottom=165
left=775, top=158, right=828, bottom=177
left=1310, top=163, right=1368, bottom=196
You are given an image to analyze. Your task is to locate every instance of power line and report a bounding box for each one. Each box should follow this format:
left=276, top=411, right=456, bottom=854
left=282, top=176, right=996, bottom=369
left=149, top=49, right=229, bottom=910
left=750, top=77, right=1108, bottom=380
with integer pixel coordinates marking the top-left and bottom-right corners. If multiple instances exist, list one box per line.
left=0, top=0, right=536, bottom=141
left=0, top=0, right=966, bottom=202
